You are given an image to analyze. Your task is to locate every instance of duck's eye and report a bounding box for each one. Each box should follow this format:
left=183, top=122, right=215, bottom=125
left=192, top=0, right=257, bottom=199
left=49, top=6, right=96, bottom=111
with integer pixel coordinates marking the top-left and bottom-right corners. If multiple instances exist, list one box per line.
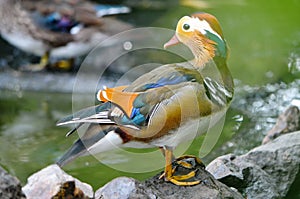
left=183, top=23, right=190, bottom=31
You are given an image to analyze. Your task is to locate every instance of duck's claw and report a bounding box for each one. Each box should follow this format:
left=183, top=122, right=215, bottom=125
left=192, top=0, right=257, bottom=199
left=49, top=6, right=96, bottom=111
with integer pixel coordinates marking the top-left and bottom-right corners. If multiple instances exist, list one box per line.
left=172, top=169, right=199, bottom=181
left=161, top=150, right=204, bottom=186
left=175, top=155, right=205, bottom=169
left=162, top=164, right=201, bottom=186
left=158, top=166, right=176, bottom=180
left=168, top=177, right=201, bottom=186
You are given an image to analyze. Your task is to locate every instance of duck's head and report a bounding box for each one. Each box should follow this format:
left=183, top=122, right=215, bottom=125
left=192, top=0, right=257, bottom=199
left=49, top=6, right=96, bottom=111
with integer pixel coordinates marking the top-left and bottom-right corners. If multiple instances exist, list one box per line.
left=164, top=13, right=227, bottom=66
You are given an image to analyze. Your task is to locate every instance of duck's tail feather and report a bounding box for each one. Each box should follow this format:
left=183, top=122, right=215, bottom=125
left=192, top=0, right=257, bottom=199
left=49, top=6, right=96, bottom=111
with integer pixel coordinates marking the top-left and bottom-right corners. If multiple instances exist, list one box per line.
left=56, top=138, right=87, bottom=167
left=56, top=124, right=131, bottom=167
left=56, top=124, right=115, bottom=167
left=56, top=102, right=112, bottom=126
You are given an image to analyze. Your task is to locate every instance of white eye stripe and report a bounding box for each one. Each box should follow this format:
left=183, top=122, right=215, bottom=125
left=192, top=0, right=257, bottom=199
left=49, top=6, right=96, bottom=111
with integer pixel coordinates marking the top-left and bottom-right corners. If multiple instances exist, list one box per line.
left=186, top=17, right=223, bottom=40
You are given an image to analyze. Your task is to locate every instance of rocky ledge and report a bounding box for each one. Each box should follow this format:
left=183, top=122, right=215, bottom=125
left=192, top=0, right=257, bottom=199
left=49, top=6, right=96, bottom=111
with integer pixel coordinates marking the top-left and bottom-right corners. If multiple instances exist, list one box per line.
left=207, top=130, right=300, bottom=199
left=0, top=166, right=25, bottom=199
left=1, top=106, right=299, bottom=199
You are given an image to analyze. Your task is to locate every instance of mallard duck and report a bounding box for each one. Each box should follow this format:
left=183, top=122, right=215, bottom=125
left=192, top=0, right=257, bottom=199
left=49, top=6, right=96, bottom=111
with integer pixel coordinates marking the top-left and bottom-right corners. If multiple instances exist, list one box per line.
left=56, top=12, right=234, bottom=186
left=0, top=0, right=131, bottom=71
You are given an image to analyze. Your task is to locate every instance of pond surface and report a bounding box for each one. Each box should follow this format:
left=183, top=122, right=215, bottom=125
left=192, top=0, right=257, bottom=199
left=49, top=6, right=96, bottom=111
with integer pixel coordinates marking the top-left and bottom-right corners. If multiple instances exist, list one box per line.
left=0, top=0, right=299, bottom=198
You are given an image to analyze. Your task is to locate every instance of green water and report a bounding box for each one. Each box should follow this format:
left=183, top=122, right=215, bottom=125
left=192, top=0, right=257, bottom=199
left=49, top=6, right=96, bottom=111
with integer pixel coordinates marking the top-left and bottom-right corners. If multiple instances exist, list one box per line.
left=0, top=0, right=300, bottom=197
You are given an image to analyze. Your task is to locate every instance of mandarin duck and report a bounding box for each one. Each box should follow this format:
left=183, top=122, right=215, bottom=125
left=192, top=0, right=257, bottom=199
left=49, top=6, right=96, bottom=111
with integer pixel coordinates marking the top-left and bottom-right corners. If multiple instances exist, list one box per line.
left=0, top=0, right=131, bottom=71
left=56, top=12, right=234, bottom=185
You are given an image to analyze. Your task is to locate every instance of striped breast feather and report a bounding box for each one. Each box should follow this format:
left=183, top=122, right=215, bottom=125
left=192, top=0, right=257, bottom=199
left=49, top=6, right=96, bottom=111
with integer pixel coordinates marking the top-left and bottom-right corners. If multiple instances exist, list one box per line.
left=203, top=77, right=233, bottom=106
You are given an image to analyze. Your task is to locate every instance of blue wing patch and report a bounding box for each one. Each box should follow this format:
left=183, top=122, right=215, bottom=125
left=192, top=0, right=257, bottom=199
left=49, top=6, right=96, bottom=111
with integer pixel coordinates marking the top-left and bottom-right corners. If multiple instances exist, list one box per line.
left=120, top=109, right=146, bottom=126
left=141, top=72, right=194, bottom=90
left=31, top=11, right=78, bottom=33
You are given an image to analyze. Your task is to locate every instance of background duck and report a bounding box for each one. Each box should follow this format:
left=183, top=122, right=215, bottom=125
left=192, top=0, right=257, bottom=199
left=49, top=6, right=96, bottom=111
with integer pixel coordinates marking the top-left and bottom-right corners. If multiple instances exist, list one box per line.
left=0, top=0, right=131, bottom=71
left=56, top=12, right=234, bottom=186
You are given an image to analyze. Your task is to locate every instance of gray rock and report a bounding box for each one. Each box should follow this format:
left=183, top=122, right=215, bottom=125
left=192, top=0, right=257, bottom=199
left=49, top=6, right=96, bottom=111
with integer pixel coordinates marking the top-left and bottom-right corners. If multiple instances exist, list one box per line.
left=95, top=159, right=243, bottom=199
left=95, top=177, right=138, bottom=199
left=207, top=131, right=300, bottom=199
left=135, top=170, right=243, bottom=199
left=22, top=164, right=93, bottom=199
left=0, top=166, right=26, bottom=199
left=262, top=106, right=300, bottom=144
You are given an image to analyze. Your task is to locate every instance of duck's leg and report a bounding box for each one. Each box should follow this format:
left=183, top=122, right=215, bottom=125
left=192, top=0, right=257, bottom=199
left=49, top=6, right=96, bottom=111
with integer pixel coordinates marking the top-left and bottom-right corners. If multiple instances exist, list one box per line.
left=20, top=52, right=49, bottom=71
left=20, top=52, right=74, bottom=72
left=51, top=58, right=73, bottom=71
left=159, top=147, right=175, bottom=160
left=161, top=148, right=201, bottom=186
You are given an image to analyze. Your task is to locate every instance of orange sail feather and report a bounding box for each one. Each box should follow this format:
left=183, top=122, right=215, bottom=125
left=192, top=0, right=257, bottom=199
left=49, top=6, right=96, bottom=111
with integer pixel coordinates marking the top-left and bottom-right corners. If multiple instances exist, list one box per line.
left=97, top=85, right=140, bottom=117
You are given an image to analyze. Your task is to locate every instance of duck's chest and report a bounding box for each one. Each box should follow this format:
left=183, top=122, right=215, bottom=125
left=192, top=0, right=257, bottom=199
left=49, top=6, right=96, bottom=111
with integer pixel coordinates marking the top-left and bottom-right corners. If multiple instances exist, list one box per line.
left=149, top=115, right=211, bottom=148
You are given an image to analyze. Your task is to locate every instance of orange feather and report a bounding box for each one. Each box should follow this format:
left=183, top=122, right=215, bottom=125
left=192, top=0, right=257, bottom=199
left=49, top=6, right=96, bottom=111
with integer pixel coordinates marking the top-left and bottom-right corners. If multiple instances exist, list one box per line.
left=97, top=85, right=140, bottom=117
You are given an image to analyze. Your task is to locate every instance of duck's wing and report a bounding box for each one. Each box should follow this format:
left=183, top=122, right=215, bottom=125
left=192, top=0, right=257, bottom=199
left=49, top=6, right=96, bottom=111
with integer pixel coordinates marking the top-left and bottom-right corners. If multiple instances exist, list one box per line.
left=95, top=64, right=213, bottom=129
left=56, top=64, right=227, bottom=166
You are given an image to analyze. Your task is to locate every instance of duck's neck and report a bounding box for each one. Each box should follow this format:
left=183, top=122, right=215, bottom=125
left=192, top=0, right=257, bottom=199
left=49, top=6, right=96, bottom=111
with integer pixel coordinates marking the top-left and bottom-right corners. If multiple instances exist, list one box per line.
left=189, top=36, right=216, bottom=67
left=190, top=38, right=234, bottom=94
left=214, top=56, right=234, bottom=94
